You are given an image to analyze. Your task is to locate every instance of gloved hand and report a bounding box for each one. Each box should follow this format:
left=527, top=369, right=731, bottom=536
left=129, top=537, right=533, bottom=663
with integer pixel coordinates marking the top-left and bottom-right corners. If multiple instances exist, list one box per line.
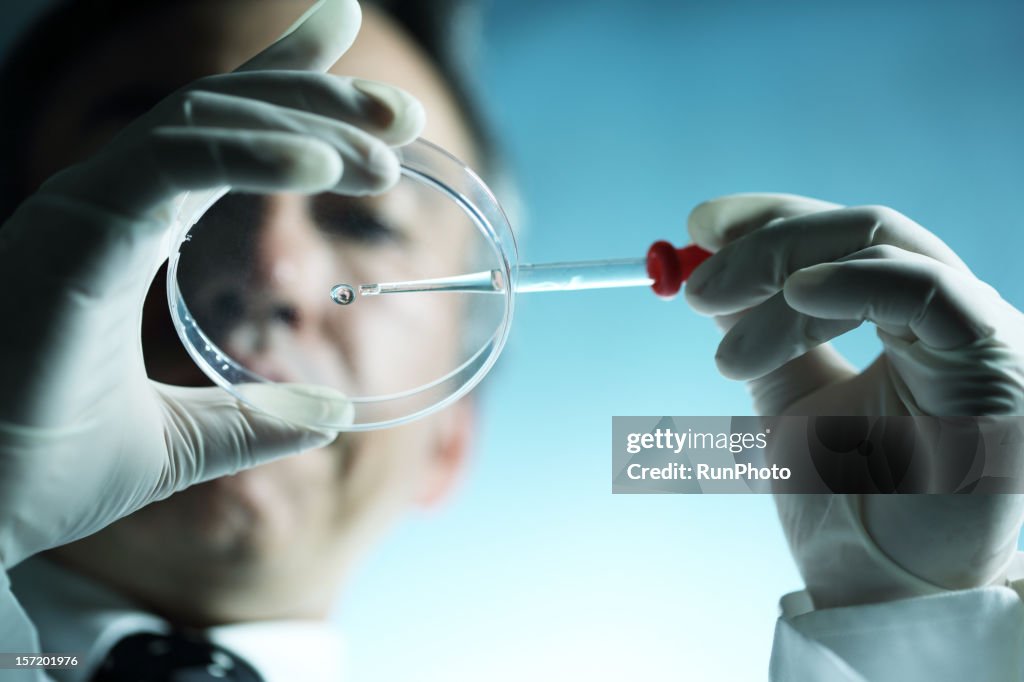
left=0, top=0, right=425, bottom=569
left=685, top=193, right=1024, bottom=607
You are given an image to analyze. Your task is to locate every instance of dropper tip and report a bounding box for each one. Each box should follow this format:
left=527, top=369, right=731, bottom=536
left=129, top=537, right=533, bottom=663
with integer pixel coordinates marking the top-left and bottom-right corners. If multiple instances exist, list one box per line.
left=358, top=284, right=381, bottom=296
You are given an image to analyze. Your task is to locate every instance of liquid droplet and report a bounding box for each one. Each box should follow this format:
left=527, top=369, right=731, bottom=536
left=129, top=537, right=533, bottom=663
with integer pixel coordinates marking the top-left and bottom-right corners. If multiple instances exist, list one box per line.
left=330, top=284, right=356, bottom=306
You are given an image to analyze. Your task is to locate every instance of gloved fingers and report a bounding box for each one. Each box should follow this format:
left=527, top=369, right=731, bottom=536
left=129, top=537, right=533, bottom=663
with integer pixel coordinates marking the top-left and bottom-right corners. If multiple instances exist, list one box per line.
left=685, top=194, right=842, bottom=316
left=709, top=297, right=859, bottom=412
left=715, top=246, right=997, bottom=380
left=155, top=383, right=350, bottom=491
left=715, top=290, right=863, bottom=380
left=687, top=202, right=971, bottom=316
left=69, top=127, right=355, bottom=217
left=234, top=0, right=362, bottom=73
left=6, top=127, right=345, bottom=308
left=687, top=193, right=842, bottom=252
left=175, top=91, right=404, bottom=193
left=749, top=346, right=859, bottom=416
left=784, top=245, right=997, bottom=350
left=187, top=72, right=424, bottom=147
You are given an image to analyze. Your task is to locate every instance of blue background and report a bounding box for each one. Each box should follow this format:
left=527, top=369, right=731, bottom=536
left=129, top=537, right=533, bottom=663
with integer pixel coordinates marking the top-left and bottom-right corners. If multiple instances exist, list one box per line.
left=341, top=1, right=1024, bottom=680
left=2, top=0, right=1022, bottom=679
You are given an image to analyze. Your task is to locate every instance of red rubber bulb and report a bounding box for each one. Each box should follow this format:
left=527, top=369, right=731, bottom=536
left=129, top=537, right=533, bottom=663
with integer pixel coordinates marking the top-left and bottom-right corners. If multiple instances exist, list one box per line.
left=646, top=242, right=712, bottom=299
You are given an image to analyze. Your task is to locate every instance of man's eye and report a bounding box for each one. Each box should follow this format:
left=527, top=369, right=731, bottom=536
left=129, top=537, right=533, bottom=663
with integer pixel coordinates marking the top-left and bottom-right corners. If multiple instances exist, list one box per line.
left=311, top=196, right=406, bottom=245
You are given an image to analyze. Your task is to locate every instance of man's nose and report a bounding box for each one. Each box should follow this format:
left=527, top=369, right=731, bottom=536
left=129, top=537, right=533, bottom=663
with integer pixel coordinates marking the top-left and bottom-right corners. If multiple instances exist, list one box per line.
left=251, top=195, right=334, bottom=333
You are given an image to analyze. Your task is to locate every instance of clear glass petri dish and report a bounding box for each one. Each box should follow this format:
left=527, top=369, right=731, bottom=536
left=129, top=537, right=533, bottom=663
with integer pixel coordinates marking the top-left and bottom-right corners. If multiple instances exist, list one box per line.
left=165, top=138, right=517, bottom=431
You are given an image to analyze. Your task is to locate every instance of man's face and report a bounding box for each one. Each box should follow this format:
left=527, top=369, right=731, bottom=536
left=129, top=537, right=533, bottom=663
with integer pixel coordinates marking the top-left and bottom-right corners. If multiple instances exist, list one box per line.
left=33, top=1, right=480, bottom=623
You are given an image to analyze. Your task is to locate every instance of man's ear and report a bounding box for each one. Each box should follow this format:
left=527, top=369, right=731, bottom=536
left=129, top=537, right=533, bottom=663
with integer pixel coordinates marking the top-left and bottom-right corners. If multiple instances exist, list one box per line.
left=415, top=398, right=475, bottom=508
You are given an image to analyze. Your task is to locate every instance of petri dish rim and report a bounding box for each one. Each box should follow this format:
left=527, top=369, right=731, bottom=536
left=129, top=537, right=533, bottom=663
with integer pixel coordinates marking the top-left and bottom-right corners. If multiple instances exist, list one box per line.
left=165, top=137, right=518, bottom=431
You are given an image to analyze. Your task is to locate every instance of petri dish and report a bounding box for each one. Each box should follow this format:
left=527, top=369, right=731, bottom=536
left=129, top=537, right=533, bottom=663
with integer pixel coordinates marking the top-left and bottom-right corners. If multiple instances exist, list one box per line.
left=165, top=138, right=517, bottom=431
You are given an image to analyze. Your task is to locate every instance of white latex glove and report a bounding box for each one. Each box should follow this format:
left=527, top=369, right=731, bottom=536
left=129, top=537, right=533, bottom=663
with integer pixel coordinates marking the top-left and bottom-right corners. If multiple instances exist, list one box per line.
left=0, top=0, right=425, bottom=569
left=685, top=193, right=1024, bottom=607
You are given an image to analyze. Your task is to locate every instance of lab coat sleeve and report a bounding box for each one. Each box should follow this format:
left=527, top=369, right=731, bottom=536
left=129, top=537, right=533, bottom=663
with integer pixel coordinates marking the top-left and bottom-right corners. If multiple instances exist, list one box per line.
left=771, top=494, right=1024, bottom=681
left=0, top=565, right=50, bottom=682
left=770, top=586, right=1024, bottom=682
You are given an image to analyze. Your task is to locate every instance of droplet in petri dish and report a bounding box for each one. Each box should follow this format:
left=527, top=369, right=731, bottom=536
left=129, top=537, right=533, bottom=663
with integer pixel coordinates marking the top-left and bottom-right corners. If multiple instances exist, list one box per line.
left=330, top=284, right=356, bottom=306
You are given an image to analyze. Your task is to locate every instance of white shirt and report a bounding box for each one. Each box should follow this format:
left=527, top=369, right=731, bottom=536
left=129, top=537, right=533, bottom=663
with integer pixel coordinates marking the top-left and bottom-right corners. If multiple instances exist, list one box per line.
left=1, top=558, right=345, bottom=682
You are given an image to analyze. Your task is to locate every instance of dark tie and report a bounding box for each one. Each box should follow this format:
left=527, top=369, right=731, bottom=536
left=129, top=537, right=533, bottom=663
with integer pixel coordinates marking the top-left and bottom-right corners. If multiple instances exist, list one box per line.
left=90, top=631, right=264, bottom=682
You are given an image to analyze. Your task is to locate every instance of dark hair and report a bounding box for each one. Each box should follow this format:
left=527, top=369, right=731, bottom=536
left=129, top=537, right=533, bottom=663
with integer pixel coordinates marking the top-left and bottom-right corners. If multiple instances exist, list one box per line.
left=0, top=0, right=495, bottom=219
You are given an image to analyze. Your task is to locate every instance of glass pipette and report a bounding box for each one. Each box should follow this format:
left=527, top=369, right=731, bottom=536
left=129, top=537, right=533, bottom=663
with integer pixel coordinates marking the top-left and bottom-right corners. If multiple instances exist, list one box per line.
left=330, top=242, right=711, bottom=305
